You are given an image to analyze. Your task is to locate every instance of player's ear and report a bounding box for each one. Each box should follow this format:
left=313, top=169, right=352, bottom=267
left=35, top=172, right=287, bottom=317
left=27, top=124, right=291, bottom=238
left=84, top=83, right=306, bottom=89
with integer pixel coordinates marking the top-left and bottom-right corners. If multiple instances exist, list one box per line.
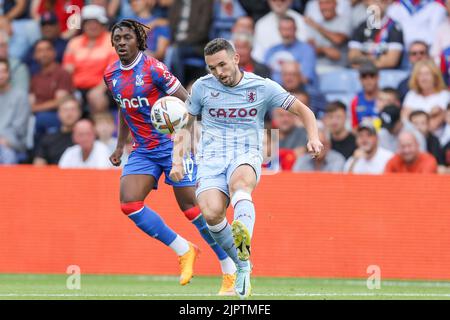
left=233, top=52, right=240, bottom=65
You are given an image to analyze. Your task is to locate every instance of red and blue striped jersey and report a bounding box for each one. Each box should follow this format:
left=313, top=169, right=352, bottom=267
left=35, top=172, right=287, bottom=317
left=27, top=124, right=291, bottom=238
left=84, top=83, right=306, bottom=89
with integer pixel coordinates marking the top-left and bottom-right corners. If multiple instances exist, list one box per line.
left=104, top=51, right=181, bottom=154
left=440, top=46, right=450, bottom=88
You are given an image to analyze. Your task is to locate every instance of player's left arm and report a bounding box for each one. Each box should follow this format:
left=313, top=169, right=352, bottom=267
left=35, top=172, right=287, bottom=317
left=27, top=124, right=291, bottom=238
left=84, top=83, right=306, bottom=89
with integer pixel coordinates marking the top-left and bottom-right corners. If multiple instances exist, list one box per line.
left=287, top=99, right=323, bottom=158
left=169, top=81, right=202, bottom=182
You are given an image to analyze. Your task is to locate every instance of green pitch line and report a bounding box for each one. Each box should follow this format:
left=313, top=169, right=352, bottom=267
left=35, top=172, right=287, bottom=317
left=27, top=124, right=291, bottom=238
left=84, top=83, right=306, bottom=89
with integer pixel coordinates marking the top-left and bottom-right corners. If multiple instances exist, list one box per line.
left=0, top=274, right=450, bottom=300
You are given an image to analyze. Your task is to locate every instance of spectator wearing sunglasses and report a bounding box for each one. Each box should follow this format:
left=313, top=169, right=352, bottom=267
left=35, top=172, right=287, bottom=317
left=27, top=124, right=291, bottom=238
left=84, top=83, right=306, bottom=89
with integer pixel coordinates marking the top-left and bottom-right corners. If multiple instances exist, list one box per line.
left=350, top=60, right=380, bottom=129
left=398, top=41, right=430, bottom=102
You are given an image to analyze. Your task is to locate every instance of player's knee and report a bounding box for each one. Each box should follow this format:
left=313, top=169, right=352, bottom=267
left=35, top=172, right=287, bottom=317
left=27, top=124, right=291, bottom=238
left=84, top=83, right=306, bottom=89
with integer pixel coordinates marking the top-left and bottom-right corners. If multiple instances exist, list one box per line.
left=231, top=189, right=253, bottom=208
left=120, top=201, right=144, bottom=216
left=229, top=181, right=252, bottom=195
left=198, top=199, right=225, bottom=224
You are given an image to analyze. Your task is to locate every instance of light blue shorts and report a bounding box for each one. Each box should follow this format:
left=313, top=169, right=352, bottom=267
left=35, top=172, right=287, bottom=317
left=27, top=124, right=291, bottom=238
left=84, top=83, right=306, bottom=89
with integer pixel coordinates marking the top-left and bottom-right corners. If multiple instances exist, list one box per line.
left=195, top=152, right=262, bottom=199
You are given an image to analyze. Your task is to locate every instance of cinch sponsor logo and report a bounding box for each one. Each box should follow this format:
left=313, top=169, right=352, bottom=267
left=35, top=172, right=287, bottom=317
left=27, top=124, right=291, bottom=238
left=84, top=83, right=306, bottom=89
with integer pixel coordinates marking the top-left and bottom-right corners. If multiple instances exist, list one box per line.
left=115, top=94, right=149, bottom=108
left=208, top=108, right=258, bottom=118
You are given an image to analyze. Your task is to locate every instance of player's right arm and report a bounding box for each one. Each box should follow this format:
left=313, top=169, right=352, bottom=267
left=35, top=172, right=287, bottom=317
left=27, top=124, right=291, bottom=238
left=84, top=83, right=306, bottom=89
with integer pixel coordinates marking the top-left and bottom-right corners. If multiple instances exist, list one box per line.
left=287, top=100, right=323, bottom=158
left=110, top=108, right=130, bottom=167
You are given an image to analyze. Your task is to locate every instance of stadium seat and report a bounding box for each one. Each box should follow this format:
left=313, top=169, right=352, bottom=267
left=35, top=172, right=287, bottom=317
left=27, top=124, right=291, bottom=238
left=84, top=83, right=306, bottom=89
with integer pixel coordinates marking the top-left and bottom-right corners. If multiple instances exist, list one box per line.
left=319, top=68, right=361, bottom=95
left=379, top=69, right=410, bottom=89
left=324, top=93, right=355, bottom=107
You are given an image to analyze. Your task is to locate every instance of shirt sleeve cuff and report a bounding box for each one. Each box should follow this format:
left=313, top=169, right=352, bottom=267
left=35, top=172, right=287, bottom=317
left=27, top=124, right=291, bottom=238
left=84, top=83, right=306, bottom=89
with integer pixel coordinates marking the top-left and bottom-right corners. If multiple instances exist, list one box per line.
left=166, top=79, right=181, bottom=95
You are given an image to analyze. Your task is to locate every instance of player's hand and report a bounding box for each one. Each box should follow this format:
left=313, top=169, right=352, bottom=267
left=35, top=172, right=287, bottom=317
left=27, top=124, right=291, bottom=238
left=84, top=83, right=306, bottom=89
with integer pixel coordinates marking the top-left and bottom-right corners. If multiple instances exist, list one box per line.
left=307, top=139, right=323, bottom=159
left=109, top=148, right=123, bottom=167
left=169, top=162, right=185, bottom=182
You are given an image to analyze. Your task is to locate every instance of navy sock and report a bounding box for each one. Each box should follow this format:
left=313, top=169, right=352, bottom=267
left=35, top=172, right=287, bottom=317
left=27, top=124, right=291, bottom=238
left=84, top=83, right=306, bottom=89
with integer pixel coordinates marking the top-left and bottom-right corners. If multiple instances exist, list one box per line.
left=192, top=214, right=228, bottom=260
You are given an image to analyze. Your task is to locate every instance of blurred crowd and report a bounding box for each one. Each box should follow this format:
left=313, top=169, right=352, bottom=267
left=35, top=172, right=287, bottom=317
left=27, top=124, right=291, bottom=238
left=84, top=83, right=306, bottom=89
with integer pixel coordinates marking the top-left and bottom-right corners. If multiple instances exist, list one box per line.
left=0, top=0, right=449, bottom=174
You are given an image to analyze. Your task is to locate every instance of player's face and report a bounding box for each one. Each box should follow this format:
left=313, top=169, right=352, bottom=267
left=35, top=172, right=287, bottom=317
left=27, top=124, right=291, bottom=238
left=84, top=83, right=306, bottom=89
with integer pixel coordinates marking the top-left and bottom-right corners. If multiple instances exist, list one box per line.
left=205, top=49, right=241, bottom=87
left=112, top=26, right=139, bottom=63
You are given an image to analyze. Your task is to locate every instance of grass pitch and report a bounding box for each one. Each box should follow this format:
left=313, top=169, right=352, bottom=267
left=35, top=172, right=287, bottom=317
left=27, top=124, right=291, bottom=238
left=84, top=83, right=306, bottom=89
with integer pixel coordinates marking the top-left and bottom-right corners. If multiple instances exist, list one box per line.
left=0, top=274, right=450, bottom=300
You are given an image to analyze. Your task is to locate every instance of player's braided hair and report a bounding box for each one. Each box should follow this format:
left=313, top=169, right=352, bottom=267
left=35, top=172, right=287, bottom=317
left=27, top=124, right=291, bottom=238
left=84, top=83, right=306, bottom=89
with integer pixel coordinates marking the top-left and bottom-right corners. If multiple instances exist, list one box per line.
left=111, top=19, right=149, bottom=51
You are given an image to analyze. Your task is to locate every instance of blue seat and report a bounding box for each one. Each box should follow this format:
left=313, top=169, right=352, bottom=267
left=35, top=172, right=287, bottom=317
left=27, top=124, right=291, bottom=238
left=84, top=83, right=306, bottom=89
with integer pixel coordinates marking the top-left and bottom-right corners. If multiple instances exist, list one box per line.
left=379, top=69, right=410, bottom=89
left=319, top=69, right=361, bottom=95
left=324, top=93, right=355, bottom=108
left=184, top=57, right=206, bottom=68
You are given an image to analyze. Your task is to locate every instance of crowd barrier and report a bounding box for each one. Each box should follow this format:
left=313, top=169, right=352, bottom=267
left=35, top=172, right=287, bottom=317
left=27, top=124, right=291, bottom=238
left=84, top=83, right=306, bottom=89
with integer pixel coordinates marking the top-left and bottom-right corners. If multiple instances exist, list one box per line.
left=1, top=166, right=449, bottom=280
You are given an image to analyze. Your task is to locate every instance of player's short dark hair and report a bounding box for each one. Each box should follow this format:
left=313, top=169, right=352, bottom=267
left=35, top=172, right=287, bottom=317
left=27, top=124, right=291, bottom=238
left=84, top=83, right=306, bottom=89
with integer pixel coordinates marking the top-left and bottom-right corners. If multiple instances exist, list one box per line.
left=409, top=110, right=429, bottom=121
left=325, top=101, right=347, bottom=114
left=111, top=19, right=149, bottom=51
left=204, top=38, right=235, bottom=56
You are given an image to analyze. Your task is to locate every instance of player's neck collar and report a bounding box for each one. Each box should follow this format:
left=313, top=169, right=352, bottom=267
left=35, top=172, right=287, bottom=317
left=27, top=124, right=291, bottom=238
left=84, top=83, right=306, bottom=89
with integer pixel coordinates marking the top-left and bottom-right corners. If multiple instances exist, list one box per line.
left=120, top=51, right=144, bottom=70
left=230, top=70, right=245, bottom=87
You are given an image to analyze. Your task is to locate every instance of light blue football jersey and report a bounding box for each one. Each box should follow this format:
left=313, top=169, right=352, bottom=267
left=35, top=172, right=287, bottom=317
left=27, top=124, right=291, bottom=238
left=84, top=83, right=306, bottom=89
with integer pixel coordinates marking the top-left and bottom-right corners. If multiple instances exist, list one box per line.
left=187, top=71, right=295, bottom=161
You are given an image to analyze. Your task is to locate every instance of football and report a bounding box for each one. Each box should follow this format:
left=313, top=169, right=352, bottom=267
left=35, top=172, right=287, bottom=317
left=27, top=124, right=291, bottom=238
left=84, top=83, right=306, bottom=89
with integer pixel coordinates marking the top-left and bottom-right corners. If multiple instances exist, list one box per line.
left=150, top=96, right=189, bottom=134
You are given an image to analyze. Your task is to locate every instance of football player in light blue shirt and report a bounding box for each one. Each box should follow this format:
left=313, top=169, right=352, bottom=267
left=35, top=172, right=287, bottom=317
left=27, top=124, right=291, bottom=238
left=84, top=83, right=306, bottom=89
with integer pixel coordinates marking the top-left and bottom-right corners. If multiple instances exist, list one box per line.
left=170, top=38, right=323, bottom=299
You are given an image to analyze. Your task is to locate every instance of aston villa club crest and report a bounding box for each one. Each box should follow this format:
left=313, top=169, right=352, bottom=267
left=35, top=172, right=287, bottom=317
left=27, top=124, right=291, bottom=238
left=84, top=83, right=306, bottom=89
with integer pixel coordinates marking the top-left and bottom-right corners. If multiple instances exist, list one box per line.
left=246, top=89, right=257, bottom=103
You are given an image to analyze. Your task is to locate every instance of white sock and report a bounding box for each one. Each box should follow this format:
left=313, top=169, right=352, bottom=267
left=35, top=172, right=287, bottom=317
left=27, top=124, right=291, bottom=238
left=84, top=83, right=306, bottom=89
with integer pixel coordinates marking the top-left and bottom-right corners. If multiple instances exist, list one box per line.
left=219, top=257, right=237, bottom=275
left=169, top=235, right=190, bottom=256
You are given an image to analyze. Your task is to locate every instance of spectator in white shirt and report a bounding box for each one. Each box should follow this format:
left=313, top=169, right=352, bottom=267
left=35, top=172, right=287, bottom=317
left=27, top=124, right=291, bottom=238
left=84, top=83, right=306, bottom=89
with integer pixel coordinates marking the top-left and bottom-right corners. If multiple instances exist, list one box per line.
left=252, top=0, right=309, bottom=63
left=305, top=0, right=352, bottom=73
left=387, top=0, right=447, bottom=49
left=344, top=121, right=394, bottom=174
left=304, top=0, right=352, bottom=23
left=402, top=59, right=449, bottom=129
left=431, top=0, right=450, bottom=64
left=58, top=119, right=112, bottom=169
